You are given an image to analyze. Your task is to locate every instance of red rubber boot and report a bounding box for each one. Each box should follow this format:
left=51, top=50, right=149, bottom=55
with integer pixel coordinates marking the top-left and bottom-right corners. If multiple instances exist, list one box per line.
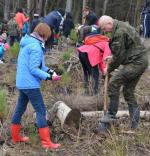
left=39, top=127, right=61, bottom=149
left=11, top=124, right=29, bottom=143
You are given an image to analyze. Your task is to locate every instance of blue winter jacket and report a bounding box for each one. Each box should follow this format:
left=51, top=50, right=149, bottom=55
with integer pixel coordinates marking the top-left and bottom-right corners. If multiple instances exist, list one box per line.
left=43, top=11, right=63, bottom=33
left=16, top=34, right=49, bottom=89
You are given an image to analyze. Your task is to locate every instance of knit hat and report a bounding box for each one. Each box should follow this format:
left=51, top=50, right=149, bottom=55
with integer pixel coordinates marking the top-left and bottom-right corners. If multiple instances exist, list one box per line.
left=0, top=33, right=7, bottom=41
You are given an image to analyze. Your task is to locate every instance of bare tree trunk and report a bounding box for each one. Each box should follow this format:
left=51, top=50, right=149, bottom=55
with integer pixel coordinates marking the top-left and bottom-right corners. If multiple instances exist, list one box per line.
left=44, top=0, right=48, bottom=16
left=27, top=0, right=31, bottom=15
left=95, top=0, right=103, bottom=17
left=37, top=0, right=44, bottom=16
left=103, top=0, right=109, bottom=14
left=17, top=0, right=20, bottom=8
left=4, top=0, right=10, bottom=20
left=82, top=0, right=88, bottom=24
left=66, top=0, right=72, bottom=13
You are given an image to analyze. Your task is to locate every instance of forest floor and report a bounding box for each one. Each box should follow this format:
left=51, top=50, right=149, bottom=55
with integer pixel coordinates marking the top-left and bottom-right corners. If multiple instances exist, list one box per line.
left=0, top=39, right=150, bottom=156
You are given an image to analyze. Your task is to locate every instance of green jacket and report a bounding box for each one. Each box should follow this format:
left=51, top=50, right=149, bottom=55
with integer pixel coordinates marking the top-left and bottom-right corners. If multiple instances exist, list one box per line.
left=108, top=20, right=148, bottom=73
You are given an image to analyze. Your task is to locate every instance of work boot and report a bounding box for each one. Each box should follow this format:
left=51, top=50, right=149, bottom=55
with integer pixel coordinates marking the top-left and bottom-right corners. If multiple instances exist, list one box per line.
left=39, top=127, right=61, bottom=149
left=128, top=104, right=140, bottom=129
left=11, top=124, right=29, bottom=144
left=99, top=98, right=119, bottom=123
left=107, top=99, right=119, bottom=118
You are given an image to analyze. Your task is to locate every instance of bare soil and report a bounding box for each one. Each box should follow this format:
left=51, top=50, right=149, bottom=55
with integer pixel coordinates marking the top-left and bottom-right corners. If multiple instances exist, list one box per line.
left=0, top=40, right=150, bottom=156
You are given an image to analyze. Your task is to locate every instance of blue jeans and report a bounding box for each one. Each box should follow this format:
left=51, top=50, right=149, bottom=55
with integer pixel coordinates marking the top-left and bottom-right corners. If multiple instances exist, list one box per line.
left=11, top=89, right=47, bottom=128
left=143, top=14, right=150, bottom=38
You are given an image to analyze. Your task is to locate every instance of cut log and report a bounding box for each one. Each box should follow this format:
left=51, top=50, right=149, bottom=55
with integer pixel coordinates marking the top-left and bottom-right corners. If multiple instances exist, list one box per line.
left=82, top=111, right=150, bottom=119
left=48, top=101, right=82, bottom=129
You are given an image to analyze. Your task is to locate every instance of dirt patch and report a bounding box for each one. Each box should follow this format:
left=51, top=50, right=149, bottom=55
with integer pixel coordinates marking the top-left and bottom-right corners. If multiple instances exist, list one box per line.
left=0, top=42, right=150, bottom=156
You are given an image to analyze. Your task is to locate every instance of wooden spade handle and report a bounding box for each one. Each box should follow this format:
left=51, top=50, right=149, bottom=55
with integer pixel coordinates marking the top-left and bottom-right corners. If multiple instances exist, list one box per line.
left=103, top=63, right=109, bottom=114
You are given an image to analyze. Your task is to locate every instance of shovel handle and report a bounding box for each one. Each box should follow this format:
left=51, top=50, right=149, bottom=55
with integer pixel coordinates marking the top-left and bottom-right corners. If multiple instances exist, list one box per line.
left=103, top=63, right=109, bottom=114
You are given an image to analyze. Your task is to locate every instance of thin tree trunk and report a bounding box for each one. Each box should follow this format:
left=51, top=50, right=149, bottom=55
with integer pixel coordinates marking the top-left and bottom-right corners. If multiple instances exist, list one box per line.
left=95, top=0, right=103, bottom=17
left=103, top=0, right=109, bottom=14
left=66, top=0, right=72, bottom=13
left=4, top=0, right=10, bottom=20
left=82, top=0, right=88, bottom=24
left=37, top=0, right=44, bottom=16
left=44, top=0, right=48, bottom=16
left=27, top=0, right=31, bottom=15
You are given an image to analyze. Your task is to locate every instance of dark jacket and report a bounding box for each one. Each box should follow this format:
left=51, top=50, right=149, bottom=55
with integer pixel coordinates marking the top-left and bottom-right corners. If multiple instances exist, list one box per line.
left=43, top=11, right=63, bottom=33
left=142, top=0, right=150, bottom=14
left=63, top=14, right=74, bottom=37
left=85, top=11, right=98, bottom=26
left=31, top=18, right=41, bottom=32
left=108, top=20, right=148, bottom=73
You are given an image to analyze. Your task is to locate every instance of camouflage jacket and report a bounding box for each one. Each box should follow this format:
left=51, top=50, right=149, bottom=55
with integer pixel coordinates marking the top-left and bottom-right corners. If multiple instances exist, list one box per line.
left=8, top=18, right=19, bottom=36
left=108, top=20, right=148, bottom=73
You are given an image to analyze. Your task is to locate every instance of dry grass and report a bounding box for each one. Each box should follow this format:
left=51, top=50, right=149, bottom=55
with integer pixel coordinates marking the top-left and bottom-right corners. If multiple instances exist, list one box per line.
left=0, top=42, right=150, bottom=156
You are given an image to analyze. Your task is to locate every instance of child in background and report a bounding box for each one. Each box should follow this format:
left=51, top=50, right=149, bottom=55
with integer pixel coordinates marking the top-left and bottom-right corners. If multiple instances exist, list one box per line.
left=8, top=13, right=20, bottom=46
left=63, top=12, right=74, bottom=38
left=0, top=33, right=10, bottom=63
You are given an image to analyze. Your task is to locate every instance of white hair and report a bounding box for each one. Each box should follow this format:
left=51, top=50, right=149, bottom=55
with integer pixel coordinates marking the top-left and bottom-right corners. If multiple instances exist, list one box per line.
left=98, top=15, right=114, bottom=26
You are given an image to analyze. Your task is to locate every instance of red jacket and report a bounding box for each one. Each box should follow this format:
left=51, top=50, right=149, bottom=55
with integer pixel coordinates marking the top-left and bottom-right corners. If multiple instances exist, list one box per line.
left=77, top=41, right=111, bottom=74
left=15, top=12, right=29, bottom=30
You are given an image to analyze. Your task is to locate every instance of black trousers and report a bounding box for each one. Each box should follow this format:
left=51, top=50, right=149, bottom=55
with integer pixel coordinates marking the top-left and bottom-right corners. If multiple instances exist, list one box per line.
left=79, top=52, right=100, bottom=95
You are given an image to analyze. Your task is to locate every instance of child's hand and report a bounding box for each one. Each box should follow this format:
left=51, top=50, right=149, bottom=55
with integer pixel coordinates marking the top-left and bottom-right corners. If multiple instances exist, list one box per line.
left=52, top=75, right=61, bottom=81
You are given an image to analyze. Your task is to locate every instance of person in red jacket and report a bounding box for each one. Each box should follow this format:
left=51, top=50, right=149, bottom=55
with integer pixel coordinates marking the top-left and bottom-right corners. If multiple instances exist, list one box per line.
left=77, top=25, right=112, bottom=95
left=15, top=8, right=29, bottom=34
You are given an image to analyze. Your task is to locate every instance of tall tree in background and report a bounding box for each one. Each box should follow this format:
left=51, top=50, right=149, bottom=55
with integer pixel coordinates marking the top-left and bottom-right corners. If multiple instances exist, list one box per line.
left=0, top=0, right=144, bottom=26
left=27, top=0, right=31, bottom=15
left=103, top=0, right=109, bottom=14
left=4, top=0, right=10, bottom=20
left=66, top=0, right=72, bottom=13
left=44, top=0, right=49, bottom=16
left=82, top=0, right=88, bottom=24
left=36, top=0, right=44, bottom=16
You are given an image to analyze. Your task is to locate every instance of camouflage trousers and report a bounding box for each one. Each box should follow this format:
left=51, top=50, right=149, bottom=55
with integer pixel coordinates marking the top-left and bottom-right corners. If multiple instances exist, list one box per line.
left=108, top=57, right=149, bottom=115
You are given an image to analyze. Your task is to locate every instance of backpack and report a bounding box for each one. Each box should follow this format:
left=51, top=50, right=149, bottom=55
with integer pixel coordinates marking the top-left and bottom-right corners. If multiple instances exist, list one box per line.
left=84, top=34, right=110, bottom=45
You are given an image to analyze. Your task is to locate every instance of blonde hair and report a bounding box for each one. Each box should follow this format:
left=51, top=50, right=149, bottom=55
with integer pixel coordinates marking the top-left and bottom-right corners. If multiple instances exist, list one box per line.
left=33, top=23, right=51, bottom=40
left=98, top=15, right=114, bottom=26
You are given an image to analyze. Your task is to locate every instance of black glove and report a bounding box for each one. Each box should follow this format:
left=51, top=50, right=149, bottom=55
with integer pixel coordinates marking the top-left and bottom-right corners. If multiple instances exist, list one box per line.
left=46, top=69, right=54, bottom=80
left=46, top=74, right=52, bottom=80
left=47, top=69, right=54, bottom=75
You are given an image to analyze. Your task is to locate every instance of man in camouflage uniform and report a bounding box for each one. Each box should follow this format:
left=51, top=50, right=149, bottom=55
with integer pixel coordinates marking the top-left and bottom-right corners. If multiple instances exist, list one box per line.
left=98, top=15, right=149, bottom=130
left=8, top=13, right=20, bottom=46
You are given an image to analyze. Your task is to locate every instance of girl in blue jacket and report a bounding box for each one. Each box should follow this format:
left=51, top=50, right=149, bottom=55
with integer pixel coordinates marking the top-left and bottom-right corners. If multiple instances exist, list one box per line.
left=11, top=23, right=61, bottom=149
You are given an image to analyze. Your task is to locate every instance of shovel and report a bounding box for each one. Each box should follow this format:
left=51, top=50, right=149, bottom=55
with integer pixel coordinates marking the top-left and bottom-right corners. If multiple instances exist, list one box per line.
left=97, top=63, right=111, bottom=134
